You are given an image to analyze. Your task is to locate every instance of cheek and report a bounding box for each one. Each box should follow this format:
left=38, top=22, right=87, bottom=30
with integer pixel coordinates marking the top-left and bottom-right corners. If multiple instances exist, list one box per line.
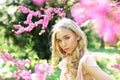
left=69, top=38, right=78, bottom=46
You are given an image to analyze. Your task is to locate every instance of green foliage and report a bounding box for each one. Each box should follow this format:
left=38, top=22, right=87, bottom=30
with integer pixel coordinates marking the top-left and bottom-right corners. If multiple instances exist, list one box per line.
left=0, top=0, right=104, bottom=60
left=81, top=22, right=101, bottom=48
left=96, top=55, right=120, bottom=80
left=47, top=68, right=61, bottom=80
left=89, top=47, right=120, bottom=54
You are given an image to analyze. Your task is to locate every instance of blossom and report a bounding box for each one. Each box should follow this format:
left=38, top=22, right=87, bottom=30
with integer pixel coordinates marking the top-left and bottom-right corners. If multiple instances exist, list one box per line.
left=14, top=6, right=66, bottom=34
left=35, top=62, right=52, bottom=75
left=25, top=23, right=35, bottom=32
left=103, top=24, right=117, bottom=44
left=24, top=13, right=33, bottom=25
left=14, top=59, right=31, bottom=69
left=13, top=25, right=25, bottom=34
left=18, top=5, right=30, bottom=14
left=71, top=3, right=90, bottom=26
left=35, top=20, right=43, bottom=27
left=71, top=0, right=120, bottom=44
left=32, top=10, right=41, bottom=18
left=61, top=0, right=67, bottom=4
left=31, top=73, right=42, bottom=80
left=0, top=51, right=52, bottom=80
left=14, top=69, right=32, bottom=80
left=33, top=0, right=46, bottom=6
left=111, top=64, right=120, bottom=70
left=0, top=50, right=15, bottom=63
left=42, top=15, right=50, bottom=30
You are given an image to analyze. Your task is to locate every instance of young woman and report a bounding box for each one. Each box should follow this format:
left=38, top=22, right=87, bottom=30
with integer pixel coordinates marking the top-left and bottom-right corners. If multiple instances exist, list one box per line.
left=50, top=18, right=114, bottom=80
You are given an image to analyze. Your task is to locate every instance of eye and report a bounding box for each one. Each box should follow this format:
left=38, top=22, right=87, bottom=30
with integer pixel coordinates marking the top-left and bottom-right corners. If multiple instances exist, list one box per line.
left=57, top=39, right=61, bottom=43
left=64, top=36, right=70, bottom=40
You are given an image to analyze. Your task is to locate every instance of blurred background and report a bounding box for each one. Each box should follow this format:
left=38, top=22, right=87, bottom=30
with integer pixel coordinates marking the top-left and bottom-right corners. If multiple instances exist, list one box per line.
left=0, top=0, right=120, bottom=80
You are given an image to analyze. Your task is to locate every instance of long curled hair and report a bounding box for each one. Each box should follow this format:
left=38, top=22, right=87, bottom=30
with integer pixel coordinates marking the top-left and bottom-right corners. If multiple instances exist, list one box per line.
left=51, top=18, right=87, bottom=79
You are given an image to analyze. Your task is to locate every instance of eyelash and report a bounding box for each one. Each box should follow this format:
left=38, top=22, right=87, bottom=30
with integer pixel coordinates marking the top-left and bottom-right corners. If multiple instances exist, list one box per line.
left=57, top=40, right=61, bottom=43
left=64, top=36, right=70, bottom=39
left=57, top=36, right=70, bottom=42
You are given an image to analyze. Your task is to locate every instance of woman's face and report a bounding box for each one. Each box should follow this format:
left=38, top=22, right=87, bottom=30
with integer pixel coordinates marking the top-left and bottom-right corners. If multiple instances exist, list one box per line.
left=56, top=28, right=80, bottom=55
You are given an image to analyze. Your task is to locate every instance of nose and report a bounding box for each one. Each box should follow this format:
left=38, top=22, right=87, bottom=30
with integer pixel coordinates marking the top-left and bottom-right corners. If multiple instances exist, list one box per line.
left=61, top=40, right=66, bottom=47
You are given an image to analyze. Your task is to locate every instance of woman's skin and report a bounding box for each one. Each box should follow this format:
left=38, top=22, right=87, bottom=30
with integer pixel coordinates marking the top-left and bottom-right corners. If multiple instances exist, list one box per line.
left=56, top=28, right=80, bottom=55
left=56, top=28, right=114, bottom=80
left=83, top=57, right=114, bottom=80
left=51, top=18, right=114, bottom=80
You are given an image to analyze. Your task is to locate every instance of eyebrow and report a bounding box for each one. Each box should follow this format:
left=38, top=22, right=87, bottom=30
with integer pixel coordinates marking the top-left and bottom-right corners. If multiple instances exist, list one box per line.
left=56, top=34, right=70, bottom=40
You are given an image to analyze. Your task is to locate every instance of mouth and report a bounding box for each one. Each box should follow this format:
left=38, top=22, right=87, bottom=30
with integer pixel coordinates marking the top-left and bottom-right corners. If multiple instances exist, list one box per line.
left=64, top=48, right=69, bottom=51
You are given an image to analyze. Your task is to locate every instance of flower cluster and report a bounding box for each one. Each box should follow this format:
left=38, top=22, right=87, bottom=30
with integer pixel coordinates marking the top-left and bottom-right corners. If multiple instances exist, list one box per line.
left=71, top=0, right=120, bottom=44
left=111, top=57, right=120, bottom=71
left=0, top=50, right=52, bottom=80
left=33, top=0, right=46, bottom=6
left=31, top=60, right=52, bottom=80
left=14, top=5, right=66, bottom=35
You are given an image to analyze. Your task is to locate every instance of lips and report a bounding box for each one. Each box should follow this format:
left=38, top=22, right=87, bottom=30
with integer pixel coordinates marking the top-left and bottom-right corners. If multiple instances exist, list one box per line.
left=64, top=48, right=69, bottom=51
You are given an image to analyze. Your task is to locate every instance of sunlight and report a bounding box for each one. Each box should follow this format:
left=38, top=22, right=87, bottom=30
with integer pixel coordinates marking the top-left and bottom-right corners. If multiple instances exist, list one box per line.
left=0, top=0, right=6, bottom=4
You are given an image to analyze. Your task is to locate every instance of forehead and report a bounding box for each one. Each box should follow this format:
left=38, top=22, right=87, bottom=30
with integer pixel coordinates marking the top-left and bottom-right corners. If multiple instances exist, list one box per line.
left=56, top=29, right=75, bottom=39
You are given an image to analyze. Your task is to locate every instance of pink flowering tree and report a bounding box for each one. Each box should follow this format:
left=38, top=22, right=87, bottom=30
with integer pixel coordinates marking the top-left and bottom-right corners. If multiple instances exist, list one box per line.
left=0, top=49, right=52, bottom=80
left=12, top=0, right=120, bottom=49
left=0, top=0, right=120, bottom=79
left=111, top=57, right=120, bottom=71
left=2, top=0, right=71, bottom=59
left=13, top=6, right=66, bottom=35
left=71, top=0, right=120, bottom=45
left=2, top=0, right=120, bottom=60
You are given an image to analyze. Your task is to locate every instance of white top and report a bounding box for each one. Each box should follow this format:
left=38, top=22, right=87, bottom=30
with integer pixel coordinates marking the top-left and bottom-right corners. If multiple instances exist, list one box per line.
left=58, top=52, right=98, bottom=80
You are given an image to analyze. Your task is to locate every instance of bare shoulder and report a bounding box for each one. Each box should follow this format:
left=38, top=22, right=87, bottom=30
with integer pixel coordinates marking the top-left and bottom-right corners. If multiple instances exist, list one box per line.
left=82, top=53, right=114, bottom=80
left=84, top=52, right=98, bottom=66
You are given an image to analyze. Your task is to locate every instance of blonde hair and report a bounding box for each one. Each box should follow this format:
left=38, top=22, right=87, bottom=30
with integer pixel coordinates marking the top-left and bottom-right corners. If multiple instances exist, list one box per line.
left=51, top=18, right=87, bottom=79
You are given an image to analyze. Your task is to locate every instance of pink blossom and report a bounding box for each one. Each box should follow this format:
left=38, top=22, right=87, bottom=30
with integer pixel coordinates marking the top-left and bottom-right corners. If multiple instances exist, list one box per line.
left=20, top=70, right=31, bottom=80
left=13, top=24, right=23, bottom=29
left=44, top=8, right=54, bottom=19
left=18, top=6, right=30, bottom=14
left=40, top=30, right=46, bottom=34
left=0, top=53, right=15, bottom=63
left=33, top=0, right=46, bottom=6
left=30, top=62, right=52, bottom=80
left=103, top=24, right=117, bottom=44
left=24, top=13, right=33, bottom=25
left=0, top=51, right=52, bottom=80
left=71, top=4, right=90, bottom=25
left=14, top=71, right=21, bottom=79
left=14, top=6, right=66, bottom=34
left=80, top=0, right=110, bottom=7
left=35, top=19, right=43, bottom=27
left=0, top=50, right=15, bottom=63
left=111, top=64, right=120, bottom=70
left=14, top=59, right=31, bottom=69
left=61, top=0, right=67, bottom=4
left=71, top=0, right=110, bottom=25
left=42, top=15, right=49, bottom=30
left=60, top=12, right=66, bottom=18
left=116, top=57, right=120, bottom=60
left=14, top=69, right=32, bottom=80
left=32, top=10, right=41, bottom=18
left=0, top=54, right=8, bottom=62
left=54, top=8, right=63, bottom=14
left=30, top=73, right=43, bottom=80
left=35, top=62, right=52, bottom=75
left=92, top=17, right=117, bottom=44
left=13, top=25, right=25, bottom=34
left=71, top=0, right=120, bottom=44
left=25, top=23, right=35, bottom=32
left=106, top=5, right=120, bottom=35
left=15, top=28, right=25, bottom=34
